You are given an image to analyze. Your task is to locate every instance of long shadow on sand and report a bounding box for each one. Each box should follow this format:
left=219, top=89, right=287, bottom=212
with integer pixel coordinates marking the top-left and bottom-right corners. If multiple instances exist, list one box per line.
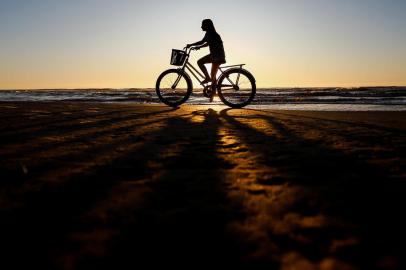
left=79, top=109, right=264, bottom=269
left=219, top=108, right=405, bottom=269
left=1, top=107, right=404, bottom=269
left=1, top=108, right=258, bottom=269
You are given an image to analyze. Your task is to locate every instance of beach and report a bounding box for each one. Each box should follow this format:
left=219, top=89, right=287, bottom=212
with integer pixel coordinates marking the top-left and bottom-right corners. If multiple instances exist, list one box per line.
left=0, top=101, right=405, bottom=269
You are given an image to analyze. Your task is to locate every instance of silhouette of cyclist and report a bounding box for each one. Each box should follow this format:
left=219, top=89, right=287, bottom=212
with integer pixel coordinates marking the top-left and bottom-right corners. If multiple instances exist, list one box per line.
left=186, top=19, right=226, bottom=86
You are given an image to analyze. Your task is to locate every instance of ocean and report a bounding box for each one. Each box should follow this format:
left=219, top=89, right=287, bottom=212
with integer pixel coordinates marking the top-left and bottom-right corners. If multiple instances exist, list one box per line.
left=1, top=87, right=405, bottom=111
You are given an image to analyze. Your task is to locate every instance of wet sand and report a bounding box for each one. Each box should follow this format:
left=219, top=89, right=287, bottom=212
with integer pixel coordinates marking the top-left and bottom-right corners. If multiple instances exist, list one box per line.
left=0, top=102, right=405, bottom=269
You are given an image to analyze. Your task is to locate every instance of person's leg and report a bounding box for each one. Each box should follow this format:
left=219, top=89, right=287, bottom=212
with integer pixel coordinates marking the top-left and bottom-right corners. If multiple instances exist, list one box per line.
left=197, top=55, right=211, bottom=81
left=211, top=63, right=220, bottom=84
left=209, top=63, right=220, bottom=101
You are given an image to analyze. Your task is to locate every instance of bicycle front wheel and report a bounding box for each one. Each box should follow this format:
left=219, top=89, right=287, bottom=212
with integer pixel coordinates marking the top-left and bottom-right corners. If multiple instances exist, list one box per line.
left=217, top=69, right=256, bottom=108
left=156, top=69, right=192, bottom=107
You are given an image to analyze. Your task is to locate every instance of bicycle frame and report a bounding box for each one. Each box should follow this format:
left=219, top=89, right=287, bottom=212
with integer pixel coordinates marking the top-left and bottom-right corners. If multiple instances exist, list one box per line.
left=173, top=48, right=245, bottom=89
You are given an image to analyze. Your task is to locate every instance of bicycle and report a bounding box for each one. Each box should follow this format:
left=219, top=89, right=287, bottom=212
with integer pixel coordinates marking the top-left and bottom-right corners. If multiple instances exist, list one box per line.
left=156, top=47, right=256, bottom=108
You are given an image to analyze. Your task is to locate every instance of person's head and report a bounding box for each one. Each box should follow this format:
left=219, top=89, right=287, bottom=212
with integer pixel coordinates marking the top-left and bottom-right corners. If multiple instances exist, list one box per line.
left=201, top=19, right=215, bottom=32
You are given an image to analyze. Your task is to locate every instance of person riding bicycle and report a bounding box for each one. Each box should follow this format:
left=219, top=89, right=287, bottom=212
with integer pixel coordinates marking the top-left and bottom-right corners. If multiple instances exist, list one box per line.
left=186, top=19, right=226, bottom=86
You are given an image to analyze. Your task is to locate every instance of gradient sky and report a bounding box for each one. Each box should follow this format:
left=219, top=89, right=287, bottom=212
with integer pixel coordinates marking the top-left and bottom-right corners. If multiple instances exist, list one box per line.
left=0, top=0, right=405, bottom=89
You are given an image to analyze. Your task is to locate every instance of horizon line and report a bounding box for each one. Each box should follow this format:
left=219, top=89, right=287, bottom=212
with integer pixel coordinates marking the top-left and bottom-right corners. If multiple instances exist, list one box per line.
left=1, top=85, right=406, bottom=91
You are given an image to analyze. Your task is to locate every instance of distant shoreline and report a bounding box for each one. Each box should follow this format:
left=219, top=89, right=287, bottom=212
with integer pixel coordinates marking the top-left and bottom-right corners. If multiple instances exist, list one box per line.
left=0, top=88, right=405, bottom=110
left=1, top=86, right=406, bottom=91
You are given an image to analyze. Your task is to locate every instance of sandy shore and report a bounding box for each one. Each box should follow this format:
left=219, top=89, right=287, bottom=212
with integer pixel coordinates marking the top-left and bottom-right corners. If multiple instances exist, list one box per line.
left=0, top=102, right=405, bottom=269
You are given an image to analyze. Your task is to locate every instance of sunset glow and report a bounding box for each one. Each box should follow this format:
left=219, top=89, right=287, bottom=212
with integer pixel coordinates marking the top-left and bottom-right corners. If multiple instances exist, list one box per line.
left=1, top=0, right=405, bottom=89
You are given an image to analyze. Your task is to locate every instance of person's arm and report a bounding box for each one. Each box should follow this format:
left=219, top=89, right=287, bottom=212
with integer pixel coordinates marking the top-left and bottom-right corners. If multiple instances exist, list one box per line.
left=186, top=40, right=205, bottom=48
left=187, top=34, right=208, bottom=48
left=195, top=43, right=208, bottom=50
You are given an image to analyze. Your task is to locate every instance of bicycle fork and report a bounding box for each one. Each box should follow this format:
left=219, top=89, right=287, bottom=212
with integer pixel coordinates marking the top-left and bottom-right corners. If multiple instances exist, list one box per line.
left=171, top=74, right=182, bottom=89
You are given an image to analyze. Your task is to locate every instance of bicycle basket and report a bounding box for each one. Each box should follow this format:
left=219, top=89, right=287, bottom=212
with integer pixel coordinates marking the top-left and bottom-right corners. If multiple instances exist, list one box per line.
left=170, top=49, right=186, bottom=66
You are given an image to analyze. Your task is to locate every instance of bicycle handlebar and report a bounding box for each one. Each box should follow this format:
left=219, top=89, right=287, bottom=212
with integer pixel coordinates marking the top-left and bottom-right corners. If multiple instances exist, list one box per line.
left=183, top=46, right=199, bottom=54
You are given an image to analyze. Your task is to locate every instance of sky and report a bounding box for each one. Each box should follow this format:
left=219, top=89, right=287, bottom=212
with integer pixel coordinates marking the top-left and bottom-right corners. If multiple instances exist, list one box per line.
left=0, top=0, right=405, bottom=89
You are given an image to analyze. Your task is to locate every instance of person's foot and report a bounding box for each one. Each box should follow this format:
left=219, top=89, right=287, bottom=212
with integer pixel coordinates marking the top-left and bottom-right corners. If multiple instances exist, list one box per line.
left=209, top=84, right=216, bottom=102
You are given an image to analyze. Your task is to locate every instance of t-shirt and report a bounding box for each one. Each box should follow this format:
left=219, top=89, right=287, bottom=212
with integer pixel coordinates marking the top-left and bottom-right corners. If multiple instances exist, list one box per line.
left=203, top=31, right=226, bottom=61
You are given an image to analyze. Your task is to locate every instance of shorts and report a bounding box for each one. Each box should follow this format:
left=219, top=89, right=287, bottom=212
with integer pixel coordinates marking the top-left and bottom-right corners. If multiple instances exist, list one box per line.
left=199, top=54, right=226, bottom=65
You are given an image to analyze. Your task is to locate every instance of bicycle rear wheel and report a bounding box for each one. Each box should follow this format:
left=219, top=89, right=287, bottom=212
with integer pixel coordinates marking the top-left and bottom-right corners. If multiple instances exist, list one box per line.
left=156, top=69, right=192, bottom=107
left=217, top=69, right=256, bottom=108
